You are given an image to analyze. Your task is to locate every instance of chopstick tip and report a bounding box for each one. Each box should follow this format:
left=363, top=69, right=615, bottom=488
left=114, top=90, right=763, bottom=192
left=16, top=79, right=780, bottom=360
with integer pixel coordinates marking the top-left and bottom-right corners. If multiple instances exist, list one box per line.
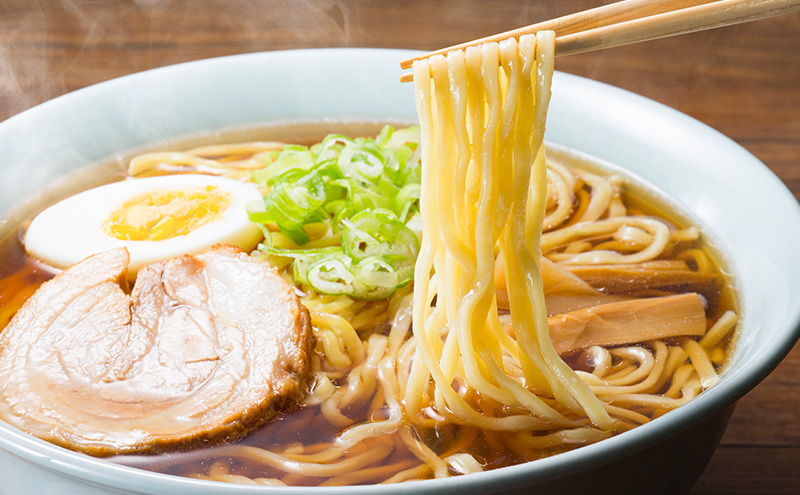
left=399, top=72, right=414, bottom=83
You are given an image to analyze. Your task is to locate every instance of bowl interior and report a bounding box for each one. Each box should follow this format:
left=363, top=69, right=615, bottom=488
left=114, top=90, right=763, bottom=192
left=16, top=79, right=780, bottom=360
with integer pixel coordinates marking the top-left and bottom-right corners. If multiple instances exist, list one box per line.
left=1, top=48, right=800, bottom=495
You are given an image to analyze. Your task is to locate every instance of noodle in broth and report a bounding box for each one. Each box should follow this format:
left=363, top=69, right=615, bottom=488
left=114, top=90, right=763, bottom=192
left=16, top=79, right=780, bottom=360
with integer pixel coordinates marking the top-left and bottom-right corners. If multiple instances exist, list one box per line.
left=0, top=33, right=737, bottom=486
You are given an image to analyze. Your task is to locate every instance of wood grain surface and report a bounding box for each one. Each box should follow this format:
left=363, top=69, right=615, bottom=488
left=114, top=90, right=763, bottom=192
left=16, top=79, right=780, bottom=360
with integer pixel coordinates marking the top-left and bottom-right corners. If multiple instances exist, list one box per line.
left=1, top=1, right=798, bottom=493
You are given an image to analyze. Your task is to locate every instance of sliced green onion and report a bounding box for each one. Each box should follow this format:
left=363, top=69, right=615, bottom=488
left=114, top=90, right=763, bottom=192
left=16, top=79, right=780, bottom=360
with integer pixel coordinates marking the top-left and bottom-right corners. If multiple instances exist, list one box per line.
left=342, top=209, right=419, bottom=264
left=394, top=183, right=421, bottom=222
left=251, top=146, right=313, bottom=185
left=248, top=126, right=422, bottom=300
left=306, top=255, right=359, bottom=296
left=354, top=256, right=397, bottom=289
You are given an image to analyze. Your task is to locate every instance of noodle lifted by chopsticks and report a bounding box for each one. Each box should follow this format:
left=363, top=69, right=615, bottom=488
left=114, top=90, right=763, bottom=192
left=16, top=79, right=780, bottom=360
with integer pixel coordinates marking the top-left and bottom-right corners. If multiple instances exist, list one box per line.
left=407, top=31, right=613, bottom=432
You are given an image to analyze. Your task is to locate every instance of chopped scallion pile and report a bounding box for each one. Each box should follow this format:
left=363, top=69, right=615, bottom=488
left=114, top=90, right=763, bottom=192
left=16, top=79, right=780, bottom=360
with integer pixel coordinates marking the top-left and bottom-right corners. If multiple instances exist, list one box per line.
left=247, top=126, right=422, bottom=300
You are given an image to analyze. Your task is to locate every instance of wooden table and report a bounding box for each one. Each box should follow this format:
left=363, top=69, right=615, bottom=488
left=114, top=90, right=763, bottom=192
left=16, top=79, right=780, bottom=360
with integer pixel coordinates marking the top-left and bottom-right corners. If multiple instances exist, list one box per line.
left=1, top=1, right=798, bottom=493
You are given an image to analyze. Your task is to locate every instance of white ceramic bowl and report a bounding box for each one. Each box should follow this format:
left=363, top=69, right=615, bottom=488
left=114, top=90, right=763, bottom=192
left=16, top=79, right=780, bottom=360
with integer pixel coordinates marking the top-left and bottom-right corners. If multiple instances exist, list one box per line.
left=1, top=49, right=799, bottom=495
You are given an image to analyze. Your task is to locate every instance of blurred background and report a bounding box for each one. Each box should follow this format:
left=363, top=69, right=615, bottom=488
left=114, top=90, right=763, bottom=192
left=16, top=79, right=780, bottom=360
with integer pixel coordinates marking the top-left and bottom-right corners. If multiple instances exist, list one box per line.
left=1, top=1, right=798, bottom=493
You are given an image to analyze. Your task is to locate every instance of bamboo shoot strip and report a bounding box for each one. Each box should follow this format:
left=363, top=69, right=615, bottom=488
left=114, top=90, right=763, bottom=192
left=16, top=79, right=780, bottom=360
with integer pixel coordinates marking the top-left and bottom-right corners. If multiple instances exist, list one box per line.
left=524, top=293, right=708, bottom=355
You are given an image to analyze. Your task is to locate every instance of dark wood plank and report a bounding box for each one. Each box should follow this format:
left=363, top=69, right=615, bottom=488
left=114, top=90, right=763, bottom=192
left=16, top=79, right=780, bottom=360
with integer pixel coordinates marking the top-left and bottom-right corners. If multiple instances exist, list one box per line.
left=692, top=446, right=800, bottom=494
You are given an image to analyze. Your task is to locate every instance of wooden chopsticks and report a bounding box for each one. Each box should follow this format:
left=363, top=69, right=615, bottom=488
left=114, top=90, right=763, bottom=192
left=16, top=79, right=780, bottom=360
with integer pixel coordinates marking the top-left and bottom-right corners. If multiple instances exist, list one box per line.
left=399, top=0, right=800, bottom=82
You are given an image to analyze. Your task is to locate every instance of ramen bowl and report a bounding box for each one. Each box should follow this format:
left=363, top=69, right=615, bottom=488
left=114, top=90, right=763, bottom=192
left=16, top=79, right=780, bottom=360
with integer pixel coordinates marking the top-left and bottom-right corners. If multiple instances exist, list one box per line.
left=0, top=49, right=799, bottom=495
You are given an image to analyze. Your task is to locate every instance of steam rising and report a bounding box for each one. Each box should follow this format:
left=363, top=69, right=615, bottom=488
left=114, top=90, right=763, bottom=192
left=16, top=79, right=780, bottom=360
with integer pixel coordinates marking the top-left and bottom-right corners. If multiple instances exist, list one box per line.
left=0, top=0, right=362, bottom=123
left=0, top=2, right=56, bottom=122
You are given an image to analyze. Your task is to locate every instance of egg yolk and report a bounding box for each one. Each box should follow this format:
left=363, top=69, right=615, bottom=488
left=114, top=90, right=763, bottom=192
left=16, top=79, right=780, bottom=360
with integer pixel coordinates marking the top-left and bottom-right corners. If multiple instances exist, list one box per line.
left=103, top=185, right=232, bottom=241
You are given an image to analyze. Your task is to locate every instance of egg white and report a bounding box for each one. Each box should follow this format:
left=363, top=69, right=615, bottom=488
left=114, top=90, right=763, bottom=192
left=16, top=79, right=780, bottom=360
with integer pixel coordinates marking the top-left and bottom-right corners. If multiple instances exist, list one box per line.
left=24, top=174, right=264, bottom=278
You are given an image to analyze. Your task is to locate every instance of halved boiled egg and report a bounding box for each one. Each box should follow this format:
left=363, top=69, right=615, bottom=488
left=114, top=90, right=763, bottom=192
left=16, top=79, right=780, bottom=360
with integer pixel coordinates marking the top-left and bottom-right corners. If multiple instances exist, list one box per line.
left=24, top=174, right=263, bottom=278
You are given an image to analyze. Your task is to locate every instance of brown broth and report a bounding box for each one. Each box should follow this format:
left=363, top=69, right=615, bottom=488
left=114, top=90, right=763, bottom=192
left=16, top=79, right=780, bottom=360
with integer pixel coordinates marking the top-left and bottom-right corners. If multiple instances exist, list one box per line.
left=0, top=122, right=738, bottom=485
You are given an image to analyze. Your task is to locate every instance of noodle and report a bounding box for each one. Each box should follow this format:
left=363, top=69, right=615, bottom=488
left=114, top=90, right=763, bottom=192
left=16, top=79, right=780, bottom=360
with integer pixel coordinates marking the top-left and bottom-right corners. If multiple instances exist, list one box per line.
left=408, top=32, right=611, bottom=433
left=0, top=34, right=740, bottom=486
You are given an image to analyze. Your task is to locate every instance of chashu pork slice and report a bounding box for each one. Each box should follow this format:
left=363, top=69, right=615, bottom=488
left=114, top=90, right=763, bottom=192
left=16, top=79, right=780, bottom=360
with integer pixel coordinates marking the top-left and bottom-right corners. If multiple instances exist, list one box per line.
left=0, top=245, right=313, bottom=456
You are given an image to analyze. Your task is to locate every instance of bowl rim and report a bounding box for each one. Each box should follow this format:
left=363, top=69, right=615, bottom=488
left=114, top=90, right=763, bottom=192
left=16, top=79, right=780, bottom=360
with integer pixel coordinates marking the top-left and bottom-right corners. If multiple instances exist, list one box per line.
left=1, top=47, right=799, bottom=494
